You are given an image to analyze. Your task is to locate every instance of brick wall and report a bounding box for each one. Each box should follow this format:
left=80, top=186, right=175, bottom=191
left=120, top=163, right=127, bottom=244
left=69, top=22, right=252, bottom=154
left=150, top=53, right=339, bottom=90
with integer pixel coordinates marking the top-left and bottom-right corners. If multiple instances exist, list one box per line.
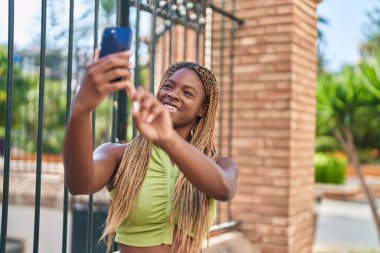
left=153, top=0, right=319, bottom=252
left=211, top=1, right=319, bottom=252
left=153, top=24, right=205, bottom=93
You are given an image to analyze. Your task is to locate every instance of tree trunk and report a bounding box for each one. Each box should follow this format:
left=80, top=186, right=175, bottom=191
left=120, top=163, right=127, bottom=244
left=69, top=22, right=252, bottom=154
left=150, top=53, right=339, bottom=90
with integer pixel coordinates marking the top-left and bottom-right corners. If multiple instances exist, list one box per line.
left=334, top=128, right=380, bottom=243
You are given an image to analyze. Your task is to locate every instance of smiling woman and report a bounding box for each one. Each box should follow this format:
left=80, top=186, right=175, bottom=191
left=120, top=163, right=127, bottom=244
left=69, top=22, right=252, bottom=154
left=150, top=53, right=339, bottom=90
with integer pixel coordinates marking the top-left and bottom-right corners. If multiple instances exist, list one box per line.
left=158, top=67, right=208, bottom=134
left=63, top=52, right=238, bottom=253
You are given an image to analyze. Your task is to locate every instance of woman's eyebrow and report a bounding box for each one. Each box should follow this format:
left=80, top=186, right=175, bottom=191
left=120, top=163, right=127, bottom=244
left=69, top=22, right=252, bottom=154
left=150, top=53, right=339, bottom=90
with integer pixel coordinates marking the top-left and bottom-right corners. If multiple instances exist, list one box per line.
left=183, top=84, right=197, bottom=94
left=167, top=79, right=198, bottom=94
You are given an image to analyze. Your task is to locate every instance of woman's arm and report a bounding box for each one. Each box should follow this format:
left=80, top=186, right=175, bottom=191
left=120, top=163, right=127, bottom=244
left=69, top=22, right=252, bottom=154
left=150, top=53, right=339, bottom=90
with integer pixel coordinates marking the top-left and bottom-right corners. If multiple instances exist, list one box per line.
left=63, top=50, right=133, bottom=195
left=129, top=88, right=238, bottom=201
left=159, top=133, right=238, bottom=202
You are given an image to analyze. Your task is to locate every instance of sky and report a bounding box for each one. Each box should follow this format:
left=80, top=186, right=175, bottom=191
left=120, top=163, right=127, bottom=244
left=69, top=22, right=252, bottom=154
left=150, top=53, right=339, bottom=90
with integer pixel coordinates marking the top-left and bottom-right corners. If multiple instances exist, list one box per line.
left=0, top=0, right=379, bottom=72
left=317, top=0, right=379, bottom=71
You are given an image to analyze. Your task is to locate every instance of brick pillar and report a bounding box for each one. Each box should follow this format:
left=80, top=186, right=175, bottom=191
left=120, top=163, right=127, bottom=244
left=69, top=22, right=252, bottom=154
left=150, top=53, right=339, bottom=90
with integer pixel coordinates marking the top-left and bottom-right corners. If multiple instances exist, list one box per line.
left=153, top=25, right=205, bottom=93
left=212, top=1, right=319, bottom=252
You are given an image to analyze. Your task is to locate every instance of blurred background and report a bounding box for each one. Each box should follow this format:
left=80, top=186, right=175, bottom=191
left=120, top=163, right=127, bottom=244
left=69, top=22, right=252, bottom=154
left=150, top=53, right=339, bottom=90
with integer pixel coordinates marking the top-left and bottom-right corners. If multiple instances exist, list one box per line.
left=314, top=1, right=380, bottom=252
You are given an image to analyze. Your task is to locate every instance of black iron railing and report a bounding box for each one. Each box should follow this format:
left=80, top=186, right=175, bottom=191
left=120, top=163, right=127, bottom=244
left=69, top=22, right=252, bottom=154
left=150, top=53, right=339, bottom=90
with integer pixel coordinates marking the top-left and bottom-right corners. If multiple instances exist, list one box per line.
left=0, top=1, right=243, bottom=252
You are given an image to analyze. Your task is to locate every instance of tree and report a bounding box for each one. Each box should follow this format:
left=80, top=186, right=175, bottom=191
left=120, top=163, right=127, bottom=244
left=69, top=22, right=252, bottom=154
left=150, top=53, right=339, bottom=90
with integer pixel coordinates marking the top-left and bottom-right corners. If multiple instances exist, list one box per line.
left=0, top=45, right=112, bottom=154
left=357, top=52, right=380, bottom=149
left=317, top=64, right=380, bottom=242
left=317, top=16, right=329, bottom=73
left=360, top=6, right=380, bottom=57
left=0, top=47, right=36, bottom=139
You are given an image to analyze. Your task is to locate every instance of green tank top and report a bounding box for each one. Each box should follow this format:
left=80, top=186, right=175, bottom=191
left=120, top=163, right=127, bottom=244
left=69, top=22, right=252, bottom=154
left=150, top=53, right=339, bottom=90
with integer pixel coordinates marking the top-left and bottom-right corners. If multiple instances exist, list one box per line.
left=110, top=145, right=216, bottom=247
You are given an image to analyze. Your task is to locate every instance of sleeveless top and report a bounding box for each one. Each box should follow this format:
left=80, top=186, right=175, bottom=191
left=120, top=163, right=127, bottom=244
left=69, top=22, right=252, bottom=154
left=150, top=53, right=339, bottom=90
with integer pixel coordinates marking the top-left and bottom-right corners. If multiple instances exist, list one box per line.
left=110, top=145, right=217, bottom=247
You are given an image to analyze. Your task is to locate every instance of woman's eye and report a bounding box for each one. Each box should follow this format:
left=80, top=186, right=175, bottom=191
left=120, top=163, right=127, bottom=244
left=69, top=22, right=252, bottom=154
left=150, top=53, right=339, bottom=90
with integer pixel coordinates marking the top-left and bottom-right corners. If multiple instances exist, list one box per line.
left=184, top=91, right=194, bottom=97
left=162, top=83, right=172, bottom=89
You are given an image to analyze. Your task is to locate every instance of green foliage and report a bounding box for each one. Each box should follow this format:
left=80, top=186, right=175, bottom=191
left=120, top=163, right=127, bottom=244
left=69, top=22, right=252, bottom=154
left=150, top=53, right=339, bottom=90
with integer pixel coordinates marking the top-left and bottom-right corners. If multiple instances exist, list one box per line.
left=317, top=62, right=380, bottom=151
left=360, top=52, right=380, bottom=100
left=317, top=2, right=380, bottom=156
left=41, top=79, right=67, bottom=153
left=360, top=6, right=380, bottom=57
left=356, top=148, right=380, bottom=164
left=315, top=136, right=341, bottom=152
left=0, top=47, right=35, bottom=139
left=1, top=47, right=81, bottom=153
left=356, top=53, right=380, bottom=149
left=8, top=77, right=67, bottom=154
left=357, top=149, right=374, bottom=164
left=315, top=153, right=347, bottom=184
left=317, top=66, right=364, bottom=135
left=0, top=43, right=131, bottom=154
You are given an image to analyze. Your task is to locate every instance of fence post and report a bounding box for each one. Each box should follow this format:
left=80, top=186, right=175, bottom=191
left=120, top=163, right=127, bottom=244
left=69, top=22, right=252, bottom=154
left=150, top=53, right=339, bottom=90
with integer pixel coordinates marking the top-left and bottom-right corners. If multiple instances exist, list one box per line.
left=115, top=0, right=131, bottom=142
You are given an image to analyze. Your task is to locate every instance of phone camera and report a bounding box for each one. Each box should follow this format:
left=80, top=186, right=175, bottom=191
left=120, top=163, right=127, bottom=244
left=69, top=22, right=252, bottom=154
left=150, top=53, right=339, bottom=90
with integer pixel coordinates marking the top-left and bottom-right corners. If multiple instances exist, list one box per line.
left=105, top=29, right=116, bottom=39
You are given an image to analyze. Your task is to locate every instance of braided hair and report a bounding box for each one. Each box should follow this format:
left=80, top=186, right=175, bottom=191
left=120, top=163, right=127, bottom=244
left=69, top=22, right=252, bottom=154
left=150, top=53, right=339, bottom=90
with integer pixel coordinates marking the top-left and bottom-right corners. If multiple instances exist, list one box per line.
left=103, top=62, right=219, bottom=253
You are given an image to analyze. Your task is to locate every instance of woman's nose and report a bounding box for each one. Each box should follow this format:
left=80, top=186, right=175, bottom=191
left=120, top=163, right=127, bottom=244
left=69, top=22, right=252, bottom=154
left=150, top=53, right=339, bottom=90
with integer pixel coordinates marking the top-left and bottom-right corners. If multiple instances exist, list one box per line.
left=167, top=89, right=179, bottom=99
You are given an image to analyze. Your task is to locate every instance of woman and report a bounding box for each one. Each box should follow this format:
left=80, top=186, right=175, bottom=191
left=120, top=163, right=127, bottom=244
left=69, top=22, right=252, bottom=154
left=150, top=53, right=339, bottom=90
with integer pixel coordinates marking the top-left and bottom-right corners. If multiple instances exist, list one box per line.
left=63, top=50, right=238, bottom=253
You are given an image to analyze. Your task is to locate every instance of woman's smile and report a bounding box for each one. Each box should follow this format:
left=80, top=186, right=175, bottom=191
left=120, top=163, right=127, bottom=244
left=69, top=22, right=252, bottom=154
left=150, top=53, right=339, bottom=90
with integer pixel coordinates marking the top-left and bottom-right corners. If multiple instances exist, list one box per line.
left=163, top=103, right=180, bottom=112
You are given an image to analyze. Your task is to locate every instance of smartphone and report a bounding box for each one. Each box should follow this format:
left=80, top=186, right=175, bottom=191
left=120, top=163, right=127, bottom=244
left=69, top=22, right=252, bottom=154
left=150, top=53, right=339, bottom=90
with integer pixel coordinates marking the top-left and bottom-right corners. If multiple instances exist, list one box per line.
left=99, top=27, right=132, bottom=58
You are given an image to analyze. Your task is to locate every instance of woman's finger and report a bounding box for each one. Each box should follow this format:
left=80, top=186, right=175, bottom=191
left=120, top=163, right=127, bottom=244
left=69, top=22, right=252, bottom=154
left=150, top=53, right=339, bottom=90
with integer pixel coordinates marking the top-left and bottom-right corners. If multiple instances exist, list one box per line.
left=95, top=51, right=132, bottom=72
left=133, top=87, right=146, bottom=103
left=102, top=68, right=131, bottom=83
left=101, top=80, right=132, bottom=94
left=93, top=48, right=100, bottom=62
left=145, top=102, right=162, bottom=123
left=131, top=87, right=146, bottom=117
left=125, top=82, right=135, bottom=97
left=139, top=93, right=156, bottom=121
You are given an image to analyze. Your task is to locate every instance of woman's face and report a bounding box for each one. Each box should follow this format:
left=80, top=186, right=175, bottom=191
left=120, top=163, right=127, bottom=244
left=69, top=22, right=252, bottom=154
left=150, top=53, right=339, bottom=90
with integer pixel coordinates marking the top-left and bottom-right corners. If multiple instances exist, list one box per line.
left=158, top=68, right=207, bottom=129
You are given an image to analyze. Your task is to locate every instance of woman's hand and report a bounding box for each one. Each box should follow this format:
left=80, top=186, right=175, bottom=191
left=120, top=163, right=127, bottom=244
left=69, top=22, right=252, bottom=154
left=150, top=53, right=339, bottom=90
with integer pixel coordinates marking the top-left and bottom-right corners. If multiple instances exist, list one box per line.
left=72, top=49, right=134, bottom=115
left=130, top=87, right=175, bottom=144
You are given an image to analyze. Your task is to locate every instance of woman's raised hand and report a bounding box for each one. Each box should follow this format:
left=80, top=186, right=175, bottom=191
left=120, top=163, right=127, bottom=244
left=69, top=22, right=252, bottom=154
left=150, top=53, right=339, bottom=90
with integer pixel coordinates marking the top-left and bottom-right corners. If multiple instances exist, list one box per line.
left=130, top=87, right=174, bottom=144
left=71, top=49, right=173, bottom=143
left=72, top=49, right=134, bottom=115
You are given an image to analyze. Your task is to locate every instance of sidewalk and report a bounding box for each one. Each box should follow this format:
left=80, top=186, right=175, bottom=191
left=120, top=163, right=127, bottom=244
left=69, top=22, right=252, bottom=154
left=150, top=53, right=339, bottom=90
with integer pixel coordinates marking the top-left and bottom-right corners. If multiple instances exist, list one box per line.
left=314, top=198, right=380, bottom=253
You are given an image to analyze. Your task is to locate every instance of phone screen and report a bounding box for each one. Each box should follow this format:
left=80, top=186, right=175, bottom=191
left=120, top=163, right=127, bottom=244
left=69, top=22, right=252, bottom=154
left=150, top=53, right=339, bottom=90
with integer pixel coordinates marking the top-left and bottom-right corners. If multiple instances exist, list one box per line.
left=99, top=27, right=132, bottom=58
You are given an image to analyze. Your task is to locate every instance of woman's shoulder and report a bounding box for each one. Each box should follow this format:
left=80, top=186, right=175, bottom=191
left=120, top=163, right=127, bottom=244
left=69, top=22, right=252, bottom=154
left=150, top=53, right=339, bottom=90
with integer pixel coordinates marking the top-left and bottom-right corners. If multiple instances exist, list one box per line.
left=95, top=142, right=130, bottom=191
left=94, top=142, right=130, bottom=163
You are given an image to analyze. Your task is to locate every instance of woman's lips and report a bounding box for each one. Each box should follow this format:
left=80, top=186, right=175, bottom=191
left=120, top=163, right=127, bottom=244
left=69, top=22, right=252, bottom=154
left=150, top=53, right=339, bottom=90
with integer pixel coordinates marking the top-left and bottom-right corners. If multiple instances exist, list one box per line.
left=164, top=103, right=179, bottom=112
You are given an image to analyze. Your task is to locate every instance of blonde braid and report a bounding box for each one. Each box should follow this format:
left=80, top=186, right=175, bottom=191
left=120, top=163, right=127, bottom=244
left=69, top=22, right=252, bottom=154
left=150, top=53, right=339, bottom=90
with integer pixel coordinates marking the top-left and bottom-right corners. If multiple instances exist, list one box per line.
left=103, top=61, right=219, bottom=253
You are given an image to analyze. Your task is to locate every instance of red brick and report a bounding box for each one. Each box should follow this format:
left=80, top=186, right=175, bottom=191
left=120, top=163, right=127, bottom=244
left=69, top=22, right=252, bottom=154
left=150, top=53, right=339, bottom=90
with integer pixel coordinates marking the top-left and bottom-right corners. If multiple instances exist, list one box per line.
left=211, top=0, right=318, bottom=252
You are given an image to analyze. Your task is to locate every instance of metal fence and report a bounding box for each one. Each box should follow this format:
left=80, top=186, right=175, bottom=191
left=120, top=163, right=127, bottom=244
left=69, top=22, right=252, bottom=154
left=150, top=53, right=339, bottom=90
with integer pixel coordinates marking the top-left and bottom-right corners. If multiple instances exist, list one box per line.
left=0, top=0, right=243, bottom=252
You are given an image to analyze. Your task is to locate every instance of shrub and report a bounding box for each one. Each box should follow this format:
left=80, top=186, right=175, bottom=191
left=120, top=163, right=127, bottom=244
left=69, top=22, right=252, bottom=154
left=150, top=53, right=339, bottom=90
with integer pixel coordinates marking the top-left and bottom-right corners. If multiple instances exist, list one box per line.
left=315, top=135, right=341, bottom=152
left=315, top=152, right=347, bottom=184
left=357, top=149, right=373, bottom=163
left=356, top=148, right=380, bottom=164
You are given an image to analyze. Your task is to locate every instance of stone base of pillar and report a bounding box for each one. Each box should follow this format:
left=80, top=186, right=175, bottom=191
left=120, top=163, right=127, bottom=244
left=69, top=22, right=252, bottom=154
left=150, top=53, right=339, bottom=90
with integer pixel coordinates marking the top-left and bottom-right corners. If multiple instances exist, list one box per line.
left=204, top=231, right=259, bottom=253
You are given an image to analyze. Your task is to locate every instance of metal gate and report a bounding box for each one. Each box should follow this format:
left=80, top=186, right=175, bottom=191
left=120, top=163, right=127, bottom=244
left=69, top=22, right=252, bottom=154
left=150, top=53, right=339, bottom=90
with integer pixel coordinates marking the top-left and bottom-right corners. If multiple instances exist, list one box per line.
left=0, top=0, right=243, bottom=252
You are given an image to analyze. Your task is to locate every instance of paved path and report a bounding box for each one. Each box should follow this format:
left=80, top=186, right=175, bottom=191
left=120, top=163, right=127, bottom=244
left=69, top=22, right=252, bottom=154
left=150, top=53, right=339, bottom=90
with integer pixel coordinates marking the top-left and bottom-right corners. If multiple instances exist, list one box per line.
left=314, top=198, right=380, bottom=253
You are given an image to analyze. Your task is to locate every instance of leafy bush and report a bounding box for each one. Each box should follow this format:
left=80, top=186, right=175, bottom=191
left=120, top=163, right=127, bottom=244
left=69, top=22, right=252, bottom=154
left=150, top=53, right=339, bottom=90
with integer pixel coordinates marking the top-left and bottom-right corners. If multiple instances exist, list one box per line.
left=315, top=152, right=347, bottom=184
left=357, top=149, right=373, bottom=163
left=357, top=148, right=380, bottom=164
left=315, top=135, right=341, bottom=152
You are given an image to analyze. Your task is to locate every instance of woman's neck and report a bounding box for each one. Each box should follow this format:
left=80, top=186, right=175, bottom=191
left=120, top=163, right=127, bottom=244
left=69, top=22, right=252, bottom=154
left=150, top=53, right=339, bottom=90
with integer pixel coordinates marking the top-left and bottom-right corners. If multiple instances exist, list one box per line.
left=174, top=126, right=192, bottom=141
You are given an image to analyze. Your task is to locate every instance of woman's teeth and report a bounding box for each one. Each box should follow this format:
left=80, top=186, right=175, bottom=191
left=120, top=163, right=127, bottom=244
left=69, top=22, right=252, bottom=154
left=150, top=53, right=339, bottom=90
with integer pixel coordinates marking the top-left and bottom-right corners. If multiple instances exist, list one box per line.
left=164, top=104, right=179, bottom=112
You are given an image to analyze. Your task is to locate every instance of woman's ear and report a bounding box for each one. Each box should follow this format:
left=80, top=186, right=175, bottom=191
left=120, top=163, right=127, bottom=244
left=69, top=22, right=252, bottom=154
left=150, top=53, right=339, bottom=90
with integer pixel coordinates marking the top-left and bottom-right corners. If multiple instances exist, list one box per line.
left=198, top=103, right=208, bottom=118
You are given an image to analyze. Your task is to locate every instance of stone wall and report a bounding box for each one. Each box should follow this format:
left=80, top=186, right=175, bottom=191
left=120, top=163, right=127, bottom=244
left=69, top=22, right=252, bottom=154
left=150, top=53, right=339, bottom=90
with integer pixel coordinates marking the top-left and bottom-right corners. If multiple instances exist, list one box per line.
left=204, top=232, right=259, bottom=253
